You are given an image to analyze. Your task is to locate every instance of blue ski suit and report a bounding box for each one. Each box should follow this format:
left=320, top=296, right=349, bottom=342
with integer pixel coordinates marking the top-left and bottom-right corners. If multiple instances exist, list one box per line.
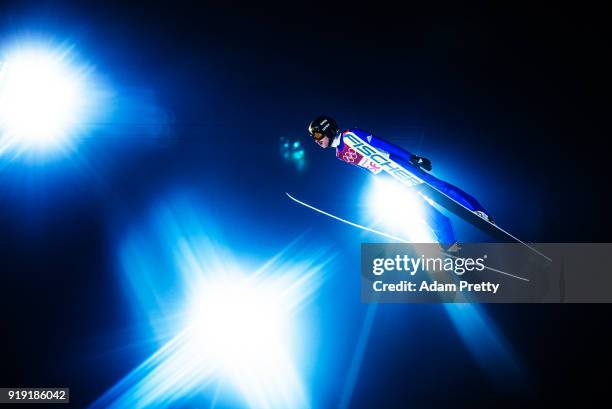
left=332, top=128, right=490, bottom=244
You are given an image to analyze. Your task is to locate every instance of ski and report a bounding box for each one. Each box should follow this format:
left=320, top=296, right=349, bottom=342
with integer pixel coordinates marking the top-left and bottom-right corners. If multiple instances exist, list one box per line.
left=285, top=192, right=416, bottom=244
left=286, top=192, right=531, bottom=282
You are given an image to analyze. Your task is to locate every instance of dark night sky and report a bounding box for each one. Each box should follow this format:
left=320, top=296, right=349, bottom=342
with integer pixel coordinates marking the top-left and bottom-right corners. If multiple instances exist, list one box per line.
left=0, top=2, right=610, bottom=408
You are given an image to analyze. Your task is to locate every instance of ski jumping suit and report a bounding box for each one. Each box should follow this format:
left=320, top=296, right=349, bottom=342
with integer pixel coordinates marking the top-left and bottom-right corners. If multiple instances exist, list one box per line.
left=332, top=128, right=490, bottom=244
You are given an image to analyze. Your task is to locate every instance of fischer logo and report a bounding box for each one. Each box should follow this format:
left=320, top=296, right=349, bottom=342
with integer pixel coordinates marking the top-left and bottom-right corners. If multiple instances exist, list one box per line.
left=344, top=133, right=422, bottom=186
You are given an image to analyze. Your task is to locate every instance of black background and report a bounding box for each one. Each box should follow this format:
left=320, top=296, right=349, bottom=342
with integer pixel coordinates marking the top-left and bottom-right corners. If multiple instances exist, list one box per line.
left=1, top=1, right=610, bottom=407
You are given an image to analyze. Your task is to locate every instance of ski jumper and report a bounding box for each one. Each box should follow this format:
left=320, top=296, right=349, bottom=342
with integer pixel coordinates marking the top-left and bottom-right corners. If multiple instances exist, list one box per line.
left=332, top=128, right=490, bottom=244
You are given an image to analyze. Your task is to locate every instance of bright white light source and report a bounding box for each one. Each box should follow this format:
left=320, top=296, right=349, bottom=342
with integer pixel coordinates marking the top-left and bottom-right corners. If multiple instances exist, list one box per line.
left=365, top=177, right=434, bottom=242
left=90, top=201, right=333, bottom=409
left=187, top=275, right=293, bottom=383
left=0, top=42, right=89, bottom=155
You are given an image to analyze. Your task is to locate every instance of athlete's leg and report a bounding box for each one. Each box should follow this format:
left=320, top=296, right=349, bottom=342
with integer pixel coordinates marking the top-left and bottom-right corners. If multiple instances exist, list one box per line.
left=369, top=139, right=492, bottom=219
left=392, top=157, right=489, bottom=215
left=428, top=178, right=487, bottom=213
left=420, top=200, right=456, bottom=245
left=396, top=162, right=489, bottom=215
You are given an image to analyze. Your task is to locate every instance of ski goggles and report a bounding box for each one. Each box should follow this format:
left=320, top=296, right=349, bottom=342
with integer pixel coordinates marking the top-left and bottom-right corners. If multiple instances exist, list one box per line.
left=311, top=131, right=325, bottom=141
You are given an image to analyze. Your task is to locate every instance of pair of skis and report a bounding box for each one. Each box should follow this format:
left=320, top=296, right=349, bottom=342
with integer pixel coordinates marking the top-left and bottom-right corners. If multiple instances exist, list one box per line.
left=286, top=160, right=551, bottom=264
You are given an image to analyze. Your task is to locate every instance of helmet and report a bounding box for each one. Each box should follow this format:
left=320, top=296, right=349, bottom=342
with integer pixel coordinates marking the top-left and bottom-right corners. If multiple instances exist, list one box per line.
left=308, top=115, right=339, bottom=141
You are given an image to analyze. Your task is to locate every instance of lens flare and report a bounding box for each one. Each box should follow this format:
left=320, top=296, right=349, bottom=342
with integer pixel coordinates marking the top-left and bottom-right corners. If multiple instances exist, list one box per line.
left=364, top=177, right=434, bottom=242
left=0, top=40, right=93, bottom=157
left=91, top=197, right=335, bottom=409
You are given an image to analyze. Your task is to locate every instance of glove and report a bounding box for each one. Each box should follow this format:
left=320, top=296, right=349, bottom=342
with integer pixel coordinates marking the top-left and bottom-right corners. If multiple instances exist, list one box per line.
left=410, top=155, right=432, bottom=171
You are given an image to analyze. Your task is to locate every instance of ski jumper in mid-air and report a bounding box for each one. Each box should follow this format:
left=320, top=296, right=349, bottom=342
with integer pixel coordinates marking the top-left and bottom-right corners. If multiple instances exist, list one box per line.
left=307, top=115, right=494, bottom=246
